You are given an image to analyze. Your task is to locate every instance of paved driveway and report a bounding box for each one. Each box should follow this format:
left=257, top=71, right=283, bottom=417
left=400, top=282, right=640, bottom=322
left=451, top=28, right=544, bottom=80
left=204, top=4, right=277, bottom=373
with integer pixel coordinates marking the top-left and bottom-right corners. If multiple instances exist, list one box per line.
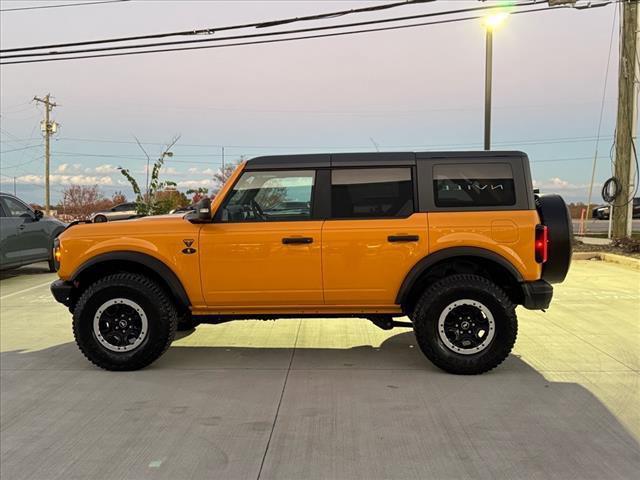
left=1, top=261, right=639, bottom=479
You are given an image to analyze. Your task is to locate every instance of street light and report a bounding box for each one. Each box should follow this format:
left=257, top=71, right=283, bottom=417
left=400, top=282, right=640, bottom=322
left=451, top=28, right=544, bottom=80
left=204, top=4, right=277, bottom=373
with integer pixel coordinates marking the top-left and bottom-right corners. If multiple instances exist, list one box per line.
left=482, top=12, right=509, bottom=150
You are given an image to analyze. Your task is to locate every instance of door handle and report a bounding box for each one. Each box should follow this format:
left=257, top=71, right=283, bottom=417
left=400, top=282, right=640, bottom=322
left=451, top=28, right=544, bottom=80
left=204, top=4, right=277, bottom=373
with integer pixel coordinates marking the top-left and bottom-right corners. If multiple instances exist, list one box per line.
left=18, top=225, right=25, bottom=230
left=282, top=237, right=313, bottom=245
left=388, top=235, right=419, bottom=242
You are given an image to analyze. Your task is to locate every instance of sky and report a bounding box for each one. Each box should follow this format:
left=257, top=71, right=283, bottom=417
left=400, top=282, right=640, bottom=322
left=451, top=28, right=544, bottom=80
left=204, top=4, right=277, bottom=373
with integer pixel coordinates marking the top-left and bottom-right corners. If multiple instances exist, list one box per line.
left=0, top=0, right=627, bottom=205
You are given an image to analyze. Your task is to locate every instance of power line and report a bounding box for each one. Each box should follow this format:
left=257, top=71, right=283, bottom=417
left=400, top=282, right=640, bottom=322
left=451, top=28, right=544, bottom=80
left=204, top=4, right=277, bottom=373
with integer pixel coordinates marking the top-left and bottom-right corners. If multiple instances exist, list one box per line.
left=0, top=144, right=42, bottom=154
left=0, top=3, right=612, bottom=65
left=1, top=0, right=436, bottom=52
left=49, top=134, right=614, bottom=150
left=4, top=1, right=613, bottom=65
left=1, top=1, right=574, bottom=62
left=0, top=0, right=130, bottom=13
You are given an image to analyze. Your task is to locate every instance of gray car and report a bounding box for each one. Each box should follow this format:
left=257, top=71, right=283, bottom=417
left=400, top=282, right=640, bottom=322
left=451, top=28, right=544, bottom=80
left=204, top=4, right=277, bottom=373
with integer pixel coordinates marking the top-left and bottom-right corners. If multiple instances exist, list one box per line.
left=0, top=193, right=66, bottom=272
left=89, top=202, right=138, bottom=223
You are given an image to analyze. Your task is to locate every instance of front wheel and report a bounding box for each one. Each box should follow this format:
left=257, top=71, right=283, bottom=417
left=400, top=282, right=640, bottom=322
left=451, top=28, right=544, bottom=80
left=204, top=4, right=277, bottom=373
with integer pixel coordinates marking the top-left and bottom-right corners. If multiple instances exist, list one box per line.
left=73, top=273, right=177, bottom=370
left=93, top=215, right=107, bottom=223
left=412, top=274, right=517, bottom=375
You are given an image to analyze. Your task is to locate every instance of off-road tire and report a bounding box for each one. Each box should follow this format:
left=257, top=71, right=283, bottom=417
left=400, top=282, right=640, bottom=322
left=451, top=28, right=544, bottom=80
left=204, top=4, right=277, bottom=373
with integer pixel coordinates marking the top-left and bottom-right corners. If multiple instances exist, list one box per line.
left=73, top=273, right=177, bottom=371
left=412, top=274, right=517, bottom=375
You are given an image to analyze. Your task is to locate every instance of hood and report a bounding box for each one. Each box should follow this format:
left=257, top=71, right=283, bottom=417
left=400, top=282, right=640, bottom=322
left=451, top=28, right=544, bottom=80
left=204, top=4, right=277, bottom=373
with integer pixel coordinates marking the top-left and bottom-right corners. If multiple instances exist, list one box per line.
left=60, top=213, right=193, bottom=239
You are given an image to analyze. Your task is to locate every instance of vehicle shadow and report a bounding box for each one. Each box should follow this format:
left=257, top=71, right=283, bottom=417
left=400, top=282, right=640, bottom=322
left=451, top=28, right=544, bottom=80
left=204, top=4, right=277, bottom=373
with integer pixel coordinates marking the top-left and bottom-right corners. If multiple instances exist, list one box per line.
left=0, top=263, right=52, bottom=281
left=1, top=331, right=639, bottom=479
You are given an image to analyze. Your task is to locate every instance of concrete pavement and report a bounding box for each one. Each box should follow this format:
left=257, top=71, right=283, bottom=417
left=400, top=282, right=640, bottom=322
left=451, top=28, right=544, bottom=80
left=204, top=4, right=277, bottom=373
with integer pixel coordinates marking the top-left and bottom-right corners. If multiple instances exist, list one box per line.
left=1, top=262, right=639, bottom=479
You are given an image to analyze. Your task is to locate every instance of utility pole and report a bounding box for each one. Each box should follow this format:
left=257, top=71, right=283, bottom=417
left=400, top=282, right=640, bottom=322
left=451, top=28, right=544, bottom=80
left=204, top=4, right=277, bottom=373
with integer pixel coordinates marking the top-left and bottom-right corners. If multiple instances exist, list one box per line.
left=33, top=94, right=58, bottom=215
left=612, top=0, right=639, bottom=239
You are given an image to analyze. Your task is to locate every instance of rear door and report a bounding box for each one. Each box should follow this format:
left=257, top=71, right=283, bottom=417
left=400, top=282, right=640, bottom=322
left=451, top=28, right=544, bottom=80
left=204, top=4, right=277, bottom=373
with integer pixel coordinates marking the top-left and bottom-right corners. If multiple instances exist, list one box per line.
left=321, top=167, right=428, bottom=306
left=199, top=169, right=324, bottom=307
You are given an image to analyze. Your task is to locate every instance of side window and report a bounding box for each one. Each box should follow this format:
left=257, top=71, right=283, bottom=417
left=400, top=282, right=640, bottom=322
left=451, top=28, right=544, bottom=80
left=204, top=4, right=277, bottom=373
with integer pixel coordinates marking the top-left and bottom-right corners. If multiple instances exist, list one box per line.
left=1, top=196, right=33, bottom=218
left=115, top=203, right=135, bottom=212
left=433, top=163, right=516, bottom=208
left=221, top=170, right=315, bottom=222
left=331, top=168, right=414, bottom=218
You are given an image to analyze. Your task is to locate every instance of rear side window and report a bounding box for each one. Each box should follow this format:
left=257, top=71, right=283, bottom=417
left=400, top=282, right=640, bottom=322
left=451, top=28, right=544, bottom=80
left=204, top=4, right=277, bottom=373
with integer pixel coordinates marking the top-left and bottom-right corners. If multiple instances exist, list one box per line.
left=433, top=163, right=516, bottom=207
left=331, top=168, right=414, bottom=218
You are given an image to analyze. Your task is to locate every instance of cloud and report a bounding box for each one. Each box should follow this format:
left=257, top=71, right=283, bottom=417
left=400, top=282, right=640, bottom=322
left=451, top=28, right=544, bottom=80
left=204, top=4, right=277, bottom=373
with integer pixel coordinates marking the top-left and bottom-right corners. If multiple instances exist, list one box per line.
left=533, top=177, right=592, bottom=191
left=94, top=164, right=119, bottom=174
left=56, top=163, right=83, bottom=173
left=176, top=179, right=214, bottom=188
left=17, top=174, right=114, bottom=186
left=188, top=167, right=198, bottom=174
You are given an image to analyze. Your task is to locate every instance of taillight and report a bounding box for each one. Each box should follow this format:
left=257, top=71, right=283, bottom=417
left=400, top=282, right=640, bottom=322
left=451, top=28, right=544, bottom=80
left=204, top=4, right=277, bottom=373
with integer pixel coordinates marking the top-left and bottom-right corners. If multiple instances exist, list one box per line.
left=535, top=225, right=548, bottom=263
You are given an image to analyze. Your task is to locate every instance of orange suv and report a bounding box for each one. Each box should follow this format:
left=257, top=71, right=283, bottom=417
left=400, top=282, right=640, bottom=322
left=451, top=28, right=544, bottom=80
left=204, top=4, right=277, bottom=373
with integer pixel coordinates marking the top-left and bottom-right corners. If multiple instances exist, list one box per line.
left=51, top=152, right=572, bottom=374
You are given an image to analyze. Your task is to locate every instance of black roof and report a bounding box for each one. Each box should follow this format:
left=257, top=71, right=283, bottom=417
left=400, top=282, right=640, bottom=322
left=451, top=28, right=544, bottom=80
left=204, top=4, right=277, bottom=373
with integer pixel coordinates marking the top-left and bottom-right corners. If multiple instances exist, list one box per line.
left=245, top=151, right=527, bottom=170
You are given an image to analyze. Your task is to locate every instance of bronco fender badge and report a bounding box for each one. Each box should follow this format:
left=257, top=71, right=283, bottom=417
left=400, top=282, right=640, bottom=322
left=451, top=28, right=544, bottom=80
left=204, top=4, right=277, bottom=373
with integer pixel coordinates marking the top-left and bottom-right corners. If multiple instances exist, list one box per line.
left=182, top=239, right=196, bottom=254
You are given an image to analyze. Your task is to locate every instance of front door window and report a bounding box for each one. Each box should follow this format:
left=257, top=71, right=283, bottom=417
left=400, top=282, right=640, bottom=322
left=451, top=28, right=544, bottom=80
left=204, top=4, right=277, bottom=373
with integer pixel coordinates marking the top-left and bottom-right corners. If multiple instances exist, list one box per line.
left=220, top=170, right=315, bottom=222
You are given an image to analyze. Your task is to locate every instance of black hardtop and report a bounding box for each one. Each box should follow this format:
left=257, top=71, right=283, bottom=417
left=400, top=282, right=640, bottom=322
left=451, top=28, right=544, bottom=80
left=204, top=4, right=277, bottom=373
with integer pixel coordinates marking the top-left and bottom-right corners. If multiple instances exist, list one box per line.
left=245, top=151, right=528, bottom=170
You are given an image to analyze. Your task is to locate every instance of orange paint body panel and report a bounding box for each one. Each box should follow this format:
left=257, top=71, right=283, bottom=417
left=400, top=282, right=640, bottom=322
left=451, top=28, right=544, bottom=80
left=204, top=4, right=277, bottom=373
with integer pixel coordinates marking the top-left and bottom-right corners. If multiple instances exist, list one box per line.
left=322, top=213, right=429, bottom=305
left=427, top=210, right=542, bottom=281
left=57, top=215, right=206, bottom=307
left=199, top=220, right=324, bottom=306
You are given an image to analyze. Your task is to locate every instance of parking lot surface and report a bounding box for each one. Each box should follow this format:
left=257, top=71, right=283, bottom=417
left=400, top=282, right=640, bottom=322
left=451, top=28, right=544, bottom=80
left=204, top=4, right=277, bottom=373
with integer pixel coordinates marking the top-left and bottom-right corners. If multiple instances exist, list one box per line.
left=1, top=261, right=639, bottom=480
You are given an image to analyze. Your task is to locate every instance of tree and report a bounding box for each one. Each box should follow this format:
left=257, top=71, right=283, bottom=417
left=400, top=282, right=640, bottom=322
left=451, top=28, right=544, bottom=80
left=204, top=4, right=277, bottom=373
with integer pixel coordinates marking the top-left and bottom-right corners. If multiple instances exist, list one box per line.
left=186, top=187, right=208, bottom=203
left=212, top=162, right=239, bottom=194
left=60, top=185, right=107, bottom=218
left=111, top=191, right=127, bottom=205
left=119, top=136, right=180, bottom=215
left=154, top=187, right=189, bottom=214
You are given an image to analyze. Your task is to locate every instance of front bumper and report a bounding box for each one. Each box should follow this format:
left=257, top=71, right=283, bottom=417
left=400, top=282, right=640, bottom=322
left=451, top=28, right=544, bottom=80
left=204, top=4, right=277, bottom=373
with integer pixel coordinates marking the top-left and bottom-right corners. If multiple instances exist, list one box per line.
left=521, top=280, right=553, bottom=310
left=50, top=280, right=74, bottom=307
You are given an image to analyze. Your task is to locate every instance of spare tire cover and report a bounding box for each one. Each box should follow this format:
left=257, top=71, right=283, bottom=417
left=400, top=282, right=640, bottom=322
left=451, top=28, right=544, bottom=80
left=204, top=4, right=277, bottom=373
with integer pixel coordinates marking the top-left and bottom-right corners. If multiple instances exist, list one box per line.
left=535, top=194, right=573, bottom=283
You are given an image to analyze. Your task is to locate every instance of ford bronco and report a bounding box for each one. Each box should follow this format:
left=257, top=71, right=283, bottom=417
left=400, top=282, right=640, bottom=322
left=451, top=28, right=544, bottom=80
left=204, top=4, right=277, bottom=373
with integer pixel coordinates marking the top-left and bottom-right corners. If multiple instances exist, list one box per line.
left=51, top=152, right=572, bottom=374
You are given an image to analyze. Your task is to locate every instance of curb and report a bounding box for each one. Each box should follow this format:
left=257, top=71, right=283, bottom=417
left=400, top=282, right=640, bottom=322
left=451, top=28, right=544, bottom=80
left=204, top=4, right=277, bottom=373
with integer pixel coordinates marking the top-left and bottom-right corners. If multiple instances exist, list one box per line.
left=573, top=252, right=640, bottom=270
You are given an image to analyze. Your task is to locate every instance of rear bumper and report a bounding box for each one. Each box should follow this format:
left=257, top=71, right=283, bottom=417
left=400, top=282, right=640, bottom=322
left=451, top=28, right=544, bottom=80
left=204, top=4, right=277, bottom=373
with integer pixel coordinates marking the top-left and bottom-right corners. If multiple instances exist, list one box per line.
left=50, top=280, right=74, bottom=307
left=521, top=280, right=553, bottom=310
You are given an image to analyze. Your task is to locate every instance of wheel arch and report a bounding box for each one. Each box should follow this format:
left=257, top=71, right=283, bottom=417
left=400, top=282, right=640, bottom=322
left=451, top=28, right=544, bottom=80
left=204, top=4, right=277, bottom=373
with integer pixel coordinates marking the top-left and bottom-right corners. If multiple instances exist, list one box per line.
left=396, top=247, right=524, bottom=314
left=70, top=251, right=190, bottom=313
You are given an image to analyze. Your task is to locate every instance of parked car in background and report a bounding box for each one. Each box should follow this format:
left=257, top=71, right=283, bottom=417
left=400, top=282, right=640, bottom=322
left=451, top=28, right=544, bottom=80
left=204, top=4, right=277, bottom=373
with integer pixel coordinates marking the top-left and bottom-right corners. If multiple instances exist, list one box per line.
left=0, top=193, right=66, bottom=271
left=592, top=197, right=640, bottom=220
left=170, top=204, right=196, bottom=214
left=89, top=202, right=138, bottom=223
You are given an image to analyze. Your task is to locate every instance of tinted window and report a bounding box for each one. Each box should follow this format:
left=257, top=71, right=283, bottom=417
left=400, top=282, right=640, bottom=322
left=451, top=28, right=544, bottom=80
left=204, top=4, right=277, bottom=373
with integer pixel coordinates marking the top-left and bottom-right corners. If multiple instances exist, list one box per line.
left=114, top=203, right=135, bottom=212
left=331, top=168, right=413, bottom=218
left=221, top=170, right=315, bottom=222
left=1, top=196, right=33, bottom=218
left=433, top=163, right=516, bottom=207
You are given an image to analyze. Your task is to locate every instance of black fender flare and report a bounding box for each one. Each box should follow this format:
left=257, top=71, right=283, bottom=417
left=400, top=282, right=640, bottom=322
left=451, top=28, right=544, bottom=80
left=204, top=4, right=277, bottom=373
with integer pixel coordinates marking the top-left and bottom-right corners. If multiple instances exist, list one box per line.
left=71, top=251, right=191, bottom=309
left=395, top=247, right=524, bottom=305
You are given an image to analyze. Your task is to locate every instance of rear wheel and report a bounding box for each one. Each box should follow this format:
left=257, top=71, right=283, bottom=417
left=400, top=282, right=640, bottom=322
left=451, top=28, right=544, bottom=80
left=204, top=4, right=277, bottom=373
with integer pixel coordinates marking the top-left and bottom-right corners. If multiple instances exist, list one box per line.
left=73, top=273, right=177, bottom=370
left=93, top=214, right=107, bottom=223
left=413, top=274, right=517, bottom=375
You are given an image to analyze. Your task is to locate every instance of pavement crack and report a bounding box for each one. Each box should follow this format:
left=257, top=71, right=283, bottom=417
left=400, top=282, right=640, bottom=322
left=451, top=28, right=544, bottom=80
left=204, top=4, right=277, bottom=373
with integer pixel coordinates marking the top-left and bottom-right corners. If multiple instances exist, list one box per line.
left=256, top=319, right=302, bottom=480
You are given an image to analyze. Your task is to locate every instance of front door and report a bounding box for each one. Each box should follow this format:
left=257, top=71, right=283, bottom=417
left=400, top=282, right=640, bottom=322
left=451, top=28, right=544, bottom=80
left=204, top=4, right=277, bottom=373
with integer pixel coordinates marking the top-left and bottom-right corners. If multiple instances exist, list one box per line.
left=199, top=169, right=323, bottom=307
left=321, top=167, right=429, bottom=306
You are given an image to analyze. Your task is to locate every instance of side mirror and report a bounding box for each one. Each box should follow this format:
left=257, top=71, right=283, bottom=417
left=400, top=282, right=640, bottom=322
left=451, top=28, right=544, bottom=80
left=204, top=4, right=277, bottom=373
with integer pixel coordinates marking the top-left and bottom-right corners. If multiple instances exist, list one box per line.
left=34, top=209, right=43, bottom=221
left=196, top=197, right=212, bottom=222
